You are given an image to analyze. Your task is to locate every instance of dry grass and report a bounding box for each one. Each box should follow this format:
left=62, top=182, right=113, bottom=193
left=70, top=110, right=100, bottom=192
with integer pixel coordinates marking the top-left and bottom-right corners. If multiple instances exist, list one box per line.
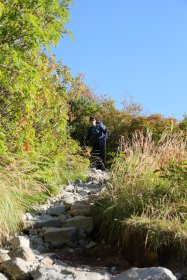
left=0, top=149, right=89, bottom=242
left=0, top=154, right=47, bottom=241
left=93, top=132, right=187, bottom=260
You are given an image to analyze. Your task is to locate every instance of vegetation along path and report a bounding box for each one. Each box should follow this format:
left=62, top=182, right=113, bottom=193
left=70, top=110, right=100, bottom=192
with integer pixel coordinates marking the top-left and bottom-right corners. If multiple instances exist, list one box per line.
left=0, top=169, right=185, bottom=280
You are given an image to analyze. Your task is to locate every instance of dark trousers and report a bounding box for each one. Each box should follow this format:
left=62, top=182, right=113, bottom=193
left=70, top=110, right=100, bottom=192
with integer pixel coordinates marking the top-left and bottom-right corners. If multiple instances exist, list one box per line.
left=91, top=141, right=106, bottom=170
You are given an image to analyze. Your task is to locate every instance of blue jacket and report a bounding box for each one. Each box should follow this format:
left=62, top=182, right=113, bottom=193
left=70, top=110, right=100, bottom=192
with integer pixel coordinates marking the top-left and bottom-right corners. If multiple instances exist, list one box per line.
left=86, top=122, right=107, bottom=146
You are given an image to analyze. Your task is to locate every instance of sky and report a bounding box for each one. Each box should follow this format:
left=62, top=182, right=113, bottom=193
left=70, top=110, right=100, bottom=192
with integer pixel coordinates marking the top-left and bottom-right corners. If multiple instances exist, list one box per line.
left=53, top=0, right=187, bottom=120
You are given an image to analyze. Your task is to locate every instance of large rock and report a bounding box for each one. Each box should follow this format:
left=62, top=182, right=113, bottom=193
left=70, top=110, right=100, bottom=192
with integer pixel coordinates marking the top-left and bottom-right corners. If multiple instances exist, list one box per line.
left=0, top=258, right=30, bottom=279
left=0, top=273, right=8, bottom=280
left=62, top=191, right=80, bottom=206
left=47, top=205, right=66, bottom=216
left=9, top=246, right=35, bottom=262
left=31, top=265, right=68, bottom=280
left=69, top=203, right=92, bottom=217
left=31, top=264, right=111, bottom=280
left=63, top=216, right=94, bottom=234
left=30, top=236, right=45, bottom=252
left=23, top=216, right=61, bottom=229
left=89, top=168, right=110, bottom=182
left=114, top=267, right=177, bottom=280
left=10, top=235, right=30, bottom=250
left=40, top=256, right=53, bottom=266
left=0, top=253, right=10, bottom=264
left=43, top=227, right=78, bottom=247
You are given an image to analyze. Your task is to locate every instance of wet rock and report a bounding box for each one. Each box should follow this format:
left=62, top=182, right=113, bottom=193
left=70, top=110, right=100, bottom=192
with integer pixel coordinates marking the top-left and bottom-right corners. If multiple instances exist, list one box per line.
left=63, top=216, right=94, bottom=234
left=114, top=267, right=177, bottom=280
left=8, top=246, right=35, bottom=262
left=43, top=227, right=78, bottom=248
left=10, top=235, right=30, bottom=250
left=0, top=258, right=30, bottom=279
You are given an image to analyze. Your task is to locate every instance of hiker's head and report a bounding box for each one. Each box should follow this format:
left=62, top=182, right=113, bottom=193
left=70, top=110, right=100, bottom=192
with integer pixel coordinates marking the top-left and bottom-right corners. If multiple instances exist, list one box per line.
left=89, top=116, right=97, bottom=126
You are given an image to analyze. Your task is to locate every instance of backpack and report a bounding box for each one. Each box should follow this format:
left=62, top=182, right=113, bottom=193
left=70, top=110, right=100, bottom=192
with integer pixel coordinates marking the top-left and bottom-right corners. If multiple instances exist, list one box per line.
left=96, top=121, right=108, bottom=141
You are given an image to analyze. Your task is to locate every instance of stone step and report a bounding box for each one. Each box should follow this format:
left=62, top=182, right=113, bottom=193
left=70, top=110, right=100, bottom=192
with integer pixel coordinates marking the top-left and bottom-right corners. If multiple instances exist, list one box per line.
left=23, top=216, right=61, bottom=230
left=42, top=227, right=79, bottom=248
left=62, top=216, right=94, bottom=235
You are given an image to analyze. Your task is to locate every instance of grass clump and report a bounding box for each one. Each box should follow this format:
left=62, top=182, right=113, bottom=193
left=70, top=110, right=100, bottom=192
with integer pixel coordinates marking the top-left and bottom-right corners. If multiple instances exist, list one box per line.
left=0, top=149, right=89, bottom=242
left=93, top=132, right=187, bottom=261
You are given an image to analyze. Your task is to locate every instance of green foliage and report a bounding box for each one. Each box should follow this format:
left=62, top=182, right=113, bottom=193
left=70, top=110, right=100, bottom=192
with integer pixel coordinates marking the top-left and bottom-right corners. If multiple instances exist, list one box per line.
left=68, top=91, right=182, bottom=167
left=0, top=0, right=90, bottom=240
left=0, top=0, right=72, bottom=151
left=179, top=114, right=187, bottom=132
left=159, top=160, right=187, bottom=187
left=68, top=84, right=99, bottom=142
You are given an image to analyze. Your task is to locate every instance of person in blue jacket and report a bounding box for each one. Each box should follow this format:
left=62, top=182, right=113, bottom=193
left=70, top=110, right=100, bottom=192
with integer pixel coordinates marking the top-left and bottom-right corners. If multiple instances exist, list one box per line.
left=85, top=116, right=108, bottom=170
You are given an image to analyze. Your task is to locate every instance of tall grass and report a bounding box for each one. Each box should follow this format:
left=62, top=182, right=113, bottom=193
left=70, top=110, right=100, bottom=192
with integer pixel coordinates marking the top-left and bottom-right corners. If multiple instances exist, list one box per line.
left=0, top=150, right=89, bottom=242
left=93, top=132, right=187, bottom=261
left=0, top=154, right=44, bottom=242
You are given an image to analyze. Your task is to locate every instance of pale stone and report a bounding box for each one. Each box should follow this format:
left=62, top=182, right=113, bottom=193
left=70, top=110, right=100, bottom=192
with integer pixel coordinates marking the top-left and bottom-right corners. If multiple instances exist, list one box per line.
left=0, top=273, right=8, bottom=280
left=40, top=256, right=53, bottom=266
left=10, top=235, right=30, bottom=250
left=62, top=192, right=80, bottom=206
left=0, top=250, right=9, bottom=254
left=31, top=265, right=66, bottom=280
left=25, top=212, right=34, bottom=220
left=114, top=267, right=177, bottom=280
left=9, top=246, right=35, bottom=262
left=31, top=264, right=111, bottom=280
left=0, top=253, right=10, bottom=263
left=0, top=258, right=29, bottom=279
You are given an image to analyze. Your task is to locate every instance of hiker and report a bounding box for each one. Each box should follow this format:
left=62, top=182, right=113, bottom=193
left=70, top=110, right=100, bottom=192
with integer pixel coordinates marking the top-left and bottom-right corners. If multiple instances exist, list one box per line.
left=84, top=116, right=108, bottom=170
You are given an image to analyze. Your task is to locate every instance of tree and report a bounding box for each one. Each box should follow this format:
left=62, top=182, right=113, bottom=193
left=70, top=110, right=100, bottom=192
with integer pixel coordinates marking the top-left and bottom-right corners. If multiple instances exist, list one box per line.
left=0, top=0, right=72, bottom=151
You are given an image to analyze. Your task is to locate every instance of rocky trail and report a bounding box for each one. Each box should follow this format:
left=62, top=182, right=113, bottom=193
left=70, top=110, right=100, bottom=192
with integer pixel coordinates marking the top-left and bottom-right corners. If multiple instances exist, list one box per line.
left=0, top=169, right=185, bottom=280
